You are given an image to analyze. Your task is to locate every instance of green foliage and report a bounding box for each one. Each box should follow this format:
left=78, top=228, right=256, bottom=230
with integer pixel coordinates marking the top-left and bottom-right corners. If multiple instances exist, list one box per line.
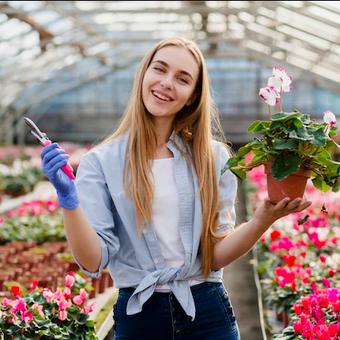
left=222, top=111, right=340, bottom=193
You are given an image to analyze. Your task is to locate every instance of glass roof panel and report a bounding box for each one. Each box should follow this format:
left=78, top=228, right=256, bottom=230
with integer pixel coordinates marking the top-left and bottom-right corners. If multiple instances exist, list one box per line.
left=1, top=0, right=340, bottom=119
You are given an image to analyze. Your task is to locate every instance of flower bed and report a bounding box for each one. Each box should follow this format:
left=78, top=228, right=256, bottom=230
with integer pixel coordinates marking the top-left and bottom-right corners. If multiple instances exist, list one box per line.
left=0, top=273, right=98, bottom=339
left=246, top=164, right=340, bottom=339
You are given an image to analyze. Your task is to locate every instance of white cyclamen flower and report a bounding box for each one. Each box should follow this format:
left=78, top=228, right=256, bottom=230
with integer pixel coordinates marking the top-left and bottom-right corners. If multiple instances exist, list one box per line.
left=259, top=86, right=280, bottom=106
left=268, top=67, right=292, bottom=92
left=324, top=110, right=336, bottom=135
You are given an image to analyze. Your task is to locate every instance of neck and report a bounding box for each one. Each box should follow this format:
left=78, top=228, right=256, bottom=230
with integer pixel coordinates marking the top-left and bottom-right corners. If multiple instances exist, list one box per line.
left=152, top=118, right=174, bottom=147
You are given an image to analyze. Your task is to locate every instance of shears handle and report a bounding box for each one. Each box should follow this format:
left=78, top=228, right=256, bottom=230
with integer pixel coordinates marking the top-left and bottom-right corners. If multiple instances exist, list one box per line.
left=43, top=140, right=75, bottom=180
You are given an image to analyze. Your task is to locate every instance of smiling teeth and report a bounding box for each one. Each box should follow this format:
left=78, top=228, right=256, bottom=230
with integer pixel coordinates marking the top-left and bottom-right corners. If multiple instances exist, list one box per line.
left=153, top=91, right=171, bottom=101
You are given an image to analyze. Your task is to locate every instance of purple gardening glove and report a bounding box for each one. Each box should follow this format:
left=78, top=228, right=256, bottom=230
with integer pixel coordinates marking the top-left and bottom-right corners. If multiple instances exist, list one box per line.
left=41, top=143, right=79, bottom=210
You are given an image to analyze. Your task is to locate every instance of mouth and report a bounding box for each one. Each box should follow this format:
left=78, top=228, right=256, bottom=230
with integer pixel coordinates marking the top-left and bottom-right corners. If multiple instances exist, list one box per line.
left=152, top=91, right=173, bottom=102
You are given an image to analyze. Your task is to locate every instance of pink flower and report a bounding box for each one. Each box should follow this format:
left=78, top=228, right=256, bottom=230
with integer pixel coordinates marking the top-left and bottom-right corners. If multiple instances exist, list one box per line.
left=59, top=297, right=72, bottom=311
left=21, top=310, right=34, bottom=324
left=54, top=288, right=63, bottom=301
left=63, top=287, right=71, bottom=299
left=322, top=278, right=330, bottom=287
left=65, top=274, right=75, bottom=288
left=59, top=310, right=67, bottom=321
left=12, top=299, right=26, bottom=312
left=43, top=290, right=55, bottom=303
left=73, top=289, right=88, bottom=305
left=32, top=303, right=44, bottom=317
left=82, top=302, right=96, bottom=314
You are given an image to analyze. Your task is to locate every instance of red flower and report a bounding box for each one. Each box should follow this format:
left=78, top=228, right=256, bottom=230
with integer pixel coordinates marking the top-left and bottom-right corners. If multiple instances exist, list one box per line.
left=293, top=303, right=302, bottom=315
left=270, top=230, right=281, bottom=241
left=300, top=251, right=307, bottom=258
left=30, top=280, right=39, bottom=291
left=319, top=255, right=327, bottom=263
left=293, top=321, right=303, bottom=334
left=329, top=269, right=336, bottom=278
left=10, top=285, right=21, bottom=297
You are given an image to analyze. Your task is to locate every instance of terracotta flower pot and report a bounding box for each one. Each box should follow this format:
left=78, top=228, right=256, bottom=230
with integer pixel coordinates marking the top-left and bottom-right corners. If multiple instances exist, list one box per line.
left=264, top=163, right=311, bottom=204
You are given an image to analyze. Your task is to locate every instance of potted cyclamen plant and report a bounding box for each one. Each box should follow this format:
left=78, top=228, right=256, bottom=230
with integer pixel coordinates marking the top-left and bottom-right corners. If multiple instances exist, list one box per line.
left=0, top=274, right=97, bottom=340
left=223, top=67, right=340, bottom=203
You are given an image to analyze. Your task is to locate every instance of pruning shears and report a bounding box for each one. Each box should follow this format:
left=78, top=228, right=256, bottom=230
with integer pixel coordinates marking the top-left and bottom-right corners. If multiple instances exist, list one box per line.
left=24, top=117, right=75, bottom=180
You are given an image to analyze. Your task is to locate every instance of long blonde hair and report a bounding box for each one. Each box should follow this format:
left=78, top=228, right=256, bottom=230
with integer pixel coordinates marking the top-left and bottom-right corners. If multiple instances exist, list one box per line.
left=97, top=37, right=232, bottom=278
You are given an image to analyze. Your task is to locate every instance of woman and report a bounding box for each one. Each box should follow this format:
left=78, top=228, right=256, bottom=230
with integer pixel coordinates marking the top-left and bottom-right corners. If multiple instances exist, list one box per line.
left=41, top=37, right=311, bottom=340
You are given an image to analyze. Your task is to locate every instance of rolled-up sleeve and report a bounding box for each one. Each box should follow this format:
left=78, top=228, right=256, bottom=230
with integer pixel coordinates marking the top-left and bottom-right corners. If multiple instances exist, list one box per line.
left=216, top=142, right=238, bottom=236
left=74, top=152, right=120, bottom=278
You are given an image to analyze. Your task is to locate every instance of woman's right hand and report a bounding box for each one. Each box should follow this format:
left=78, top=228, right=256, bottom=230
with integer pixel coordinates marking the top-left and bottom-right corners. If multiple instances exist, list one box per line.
left=41, top=143, right=74, bottom=196
left=41, top=143, right=79, bottom=210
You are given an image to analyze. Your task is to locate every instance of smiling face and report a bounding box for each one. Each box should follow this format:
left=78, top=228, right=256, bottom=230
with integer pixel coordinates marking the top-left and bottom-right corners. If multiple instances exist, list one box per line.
left=142, top=45, right=200, bottom=124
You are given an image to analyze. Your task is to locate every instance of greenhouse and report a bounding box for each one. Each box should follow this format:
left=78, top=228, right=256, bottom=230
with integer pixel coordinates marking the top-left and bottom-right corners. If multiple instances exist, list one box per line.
left=1, top=1, right=340, bottom=339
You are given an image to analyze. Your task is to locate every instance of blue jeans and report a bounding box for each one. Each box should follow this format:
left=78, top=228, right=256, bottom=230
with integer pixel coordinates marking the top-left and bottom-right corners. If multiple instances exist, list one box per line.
left=113, top=282, right=241, bottom=340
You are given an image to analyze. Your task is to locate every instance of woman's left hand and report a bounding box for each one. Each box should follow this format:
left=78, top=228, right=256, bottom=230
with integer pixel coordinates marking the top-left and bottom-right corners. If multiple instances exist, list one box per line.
left=253, top=197, right=312, bottom=229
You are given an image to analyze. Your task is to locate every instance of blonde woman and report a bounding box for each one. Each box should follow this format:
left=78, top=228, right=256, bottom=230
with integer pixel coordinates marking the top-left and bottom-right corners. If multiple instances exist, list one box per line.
left=41, top=37, right=311, bottom=339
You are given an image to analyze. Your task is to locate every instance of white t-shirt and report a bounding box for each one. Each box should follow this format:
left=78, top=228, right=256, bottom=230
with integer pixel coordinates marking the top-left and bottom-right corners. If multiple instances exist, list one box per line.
left=151, top=157, right=203, bottom=291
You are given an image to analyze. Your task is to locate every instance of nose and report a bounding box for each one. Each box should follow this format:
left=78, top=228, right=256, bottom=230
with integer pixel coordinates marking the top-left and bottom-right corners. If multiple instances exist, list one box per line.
left=160, top=74, right=173, bottom=90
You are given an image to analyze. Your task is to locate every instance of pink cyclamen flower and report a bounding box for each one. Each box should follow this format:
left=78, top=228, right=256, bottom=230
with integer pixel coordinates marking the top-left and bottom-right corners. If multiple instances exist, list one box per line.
left=73, top=289, right=88, bottom=305
left=81, top=302, right=96, bottom=314
left=322, top=278, right=330, bottom=287
left=59, top=296, right=72, bottom=311
left=59, top=310, right=67, bottom=321
left=43, top=290, right=55, bottom=303
left=32, top=303, right=44, bottom=317
left=54, top=288, right=63, bottom=301
left=65, top=274, right=75, bottom=288
left=259, top=86, right=280, bottom=106
left=13, top=299, right=26, bottom=312
left=268, top=66, right=293, bottom=92
left=323, top=110, right=336, bottom=135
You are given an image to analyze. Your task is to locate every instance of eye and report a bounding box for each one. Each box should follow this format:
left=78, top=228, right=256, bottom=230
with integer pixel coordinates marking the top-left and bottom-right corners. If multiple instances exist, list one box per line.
left=179, top=77, right=189, bottom=84
left=154, top=67, right=164, bottom=72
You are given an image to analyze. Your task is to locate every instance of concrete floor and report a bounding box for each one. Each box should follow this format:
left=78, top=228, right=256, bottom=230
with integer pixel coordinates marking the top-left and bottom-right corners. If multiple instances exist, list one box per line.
left=223, top=181, right=263, bottom=340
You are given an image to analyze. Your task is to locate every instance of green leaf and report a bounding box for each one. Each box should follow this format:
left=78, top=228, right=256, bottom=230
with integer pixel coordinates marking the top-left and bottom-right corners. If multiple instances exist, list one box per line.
left=288, top=125, right=312, bottom=142
left=309, top=127, right=328, bottom=146
left=230, top=167, right=247, bottom=181
left=238, top=145, right=251, bottom=157
left=312, top=176, right=330, bottom=192
left=77, top=313, right=89, bottom=325
left=272, top=139, right=298, bottom=151
left=271, top=112, right=300, bottom=121
left=271, top=154, right=301, bottom=180
left=86, top=320, right=95, bottom=328
left=247, top=120, right=262, bottom=132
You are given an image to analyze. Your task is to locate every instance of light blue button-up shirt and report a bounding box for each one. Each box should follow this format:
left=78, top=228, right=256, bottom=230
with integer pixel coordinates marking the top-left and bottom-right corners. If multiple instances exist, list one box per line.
left=74, top=130, right=237, bottom=320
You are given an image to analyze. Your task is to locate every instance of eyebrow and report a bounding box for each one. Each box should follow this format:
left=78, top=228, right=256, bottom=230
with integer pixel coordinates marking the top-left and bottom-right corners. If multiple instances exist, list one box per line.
left=152, top=60, right=194, bottom=80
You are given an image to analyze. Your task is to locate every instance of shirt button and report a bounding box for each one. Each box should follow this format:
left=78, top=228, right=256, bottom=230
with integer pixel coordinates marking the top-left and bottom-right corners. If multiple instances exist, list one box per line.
left=223, top=293, right=229, bottom=300
left=175, top=330, right=180, bottom=334
left=154, top=259, right=159, bottom=264
left=143, top=229, right=147, bottom=234
left=179, top=283, right=183, bottom=288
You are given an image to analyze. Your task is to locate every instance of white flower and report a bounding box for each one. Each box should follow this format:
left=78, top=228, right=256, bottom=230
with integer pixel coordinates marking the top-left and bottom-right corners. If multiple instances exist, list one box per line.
left=324, top=110, right=336, bottom=135
left=259, top=86, right=280, bottom=106
left=268, top=67, right=292, bottom=92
